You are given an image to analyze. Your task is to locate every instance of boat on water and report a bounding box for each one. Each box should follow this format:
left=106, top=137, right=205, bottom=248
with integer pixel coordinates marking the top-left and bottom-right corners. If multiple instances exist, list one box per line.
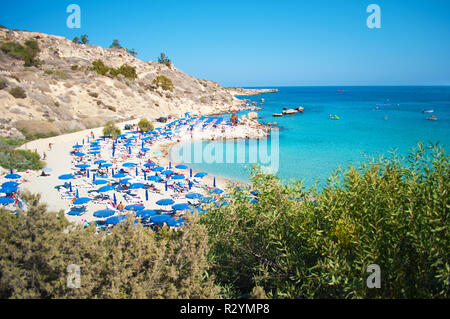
left=329, top=114, right=340, bottom=120
left=422, top=109, right=434, bottom=113
left=426, top=115, right=437, bottom=121
left=272, top=113, right=283, bottom=117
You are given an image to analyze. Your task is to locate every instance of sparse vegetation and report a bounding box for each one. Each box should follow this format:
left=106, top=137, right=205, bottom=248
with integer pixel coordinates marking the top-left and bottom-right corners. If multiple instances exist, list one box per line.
left=109, top=39, right=123, bottom=49
left=0, top=77, right=7, bottom=90
left=0, top=39, right=40, bottom=67
left=0, top=137, right=44, bottom=171
left=102, top=121, right=121, bottom=138
left=157, top=52, right=171, bottom=67
left=91, top=59, right=137, bottom=80
left=9, top=86, right=26, bottom=99
left=152, top=75, right=174, bottom=92
left=88, top=91, right=99, bottom=98
left=137, top=118, right=154, bottom=132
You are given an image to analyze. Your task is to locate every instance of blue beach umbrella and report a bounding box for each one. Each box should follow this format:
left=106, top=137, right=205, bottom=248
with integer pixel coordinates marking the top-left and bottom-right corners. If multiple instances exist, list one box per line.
left=129, top=183, right=145, bottom=190
left=93, top=179, right=108, bottom=185
left=125, top=204, right=145, bottom=211
left=175, top=164, right=188, bottom=169
left=97, top=185, right=114, bottom=193
left=144, top=162, right=156, bottom=167
left=166, top=217, right=185, bottom=228
left=0, top=197, right=15, bottom=205
left=136, top=209, right=157, bottom=218
left=89, top=151, right=100, bottom=155
left=101, top=163, right=113, bottom=168
left=105, top=215, right=127, bottom=225
left=93, top=209, right=115, bottom=218
left=0, top=186, right=18, bottom=194
left=58, top=174, right=74, bottom=180
left=113, top=173, right=126, bottom=178
left=73, top=197, right=91, bottom=205
left=156, top=198, right=175, bottom=206
left=150, top=214, right=171, bottom=224
left=153, top=166, right=164, bottom=172
left=73, top=152, right=86, bottom=157
left=76, top=164, right=90, bottom=169
left=148, top=175, right=163, bottom=182
left=185, top=193, right=202, bottom=200
left=67, top=210, right=84, bottom=216
left=122, top=162, right=137, bottom=167
left=72, top=144, right=83, bottom=149
left=171, top=174, right=185, bottom=180
left=141, top=148, right=150, bottom=152
left=5, top=173, right=21, bottom=179
left=2, top=181, right=19, bottom=188
left=162, top=170, right=173, bottom=176
left=194, top=172, right=208, bottom=178
left=200, top=196, right=216, bottom=204
left=210, top=188, right=224, bottom=194
left=94, top=160, right=107, bottom=165
left=172, top=203, right=190, bottom=211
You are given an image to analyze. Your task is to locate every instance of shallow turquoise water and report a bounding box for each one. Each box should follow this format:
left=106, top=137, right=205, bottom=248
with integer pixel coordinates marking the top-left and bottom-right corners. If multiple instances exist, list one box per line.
left=172, top=86, right=450, bottom=187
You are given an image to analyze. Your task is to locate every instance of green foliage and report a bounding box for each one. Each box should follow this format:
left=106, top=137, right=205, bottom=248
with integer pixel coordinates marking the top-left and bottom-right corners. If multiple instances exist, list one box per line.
left=0, top=77, right=7, bottom=90
left=202, top=143, right=449, bottom=298
left=137, top=118, right=154, bottom=133
left=152, top=75, right=174, bottom=92
left=91, top=60, right=137, bottom=80
left=9, top=86, right=26, bottom=99
left=127, top=48, right=137, bottom=57
left=0, top=40, right=40, bottom=67
left=110, top=64, right=137, bottom=80
left=157, top=53, right=171, bottom=67
left=102, top=121, right=122, bottom=139
left=80, top=34, right=89, bottom=44
left=72, top=37, right=81, bottom=44
left=109, top=39, right=122, bottom=49
left=0, top=193, right=219, bottom=298
left=44, top=69, right=70, bottom=80
left=0, top=149, right=45, bottom=171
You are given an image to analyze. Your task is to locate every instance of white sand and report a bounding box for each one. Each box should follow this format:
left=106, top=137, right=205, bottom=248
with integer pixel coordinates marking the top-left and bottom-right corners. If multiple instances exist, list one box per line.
left=2, top=117, right=257, bottom=224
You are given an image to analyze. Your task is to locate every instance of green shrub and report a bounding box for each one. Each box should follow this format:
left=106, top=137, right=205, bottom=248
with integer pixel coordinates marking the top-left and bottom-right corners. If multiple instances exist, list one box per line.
left=0, top=40, right=40, bottom=67
left=109, top=39, right=123, bottom=49
left=137, top=118, right=154, bottom=132
left=0, top=77, right=7, bottom=90
left=9, top=86, right=26, bottom=98
left=202, top=143, right=449, bottom=299
left=152, top=75, right=174, bottom=92
left=103, top=121, right=121, bottom=138
left=0, top=149, right=45, bottom=171
left=71, top=64, right=78, bottom=70
left=91, top=60, right=137, bottom=80
left=157, top=53, right=171, bottom=67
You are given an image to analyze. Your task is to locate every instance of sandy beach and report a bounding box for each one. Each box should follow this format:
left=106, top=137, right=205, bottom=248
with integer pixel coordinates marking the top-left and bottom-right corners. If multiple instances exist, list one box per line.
left=1, top=114, right=265, bottom=225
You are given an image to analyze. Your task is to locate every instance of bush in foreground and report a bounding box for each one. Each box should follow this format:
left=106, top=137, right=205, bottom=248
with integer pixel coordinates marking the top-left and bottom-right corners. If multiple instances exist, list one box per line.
left=202, top=143, right=449, bottom=298
left=102, top=121, right=122, bottom=139
left=0, top=192, right=219, bottom=298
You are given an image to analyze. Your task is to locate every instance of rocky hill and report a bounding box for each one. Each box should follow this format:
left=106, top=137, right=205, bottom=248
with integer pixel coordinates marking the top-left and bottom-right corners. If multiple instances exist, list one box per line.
left=0, top=27, right=266, bottom=139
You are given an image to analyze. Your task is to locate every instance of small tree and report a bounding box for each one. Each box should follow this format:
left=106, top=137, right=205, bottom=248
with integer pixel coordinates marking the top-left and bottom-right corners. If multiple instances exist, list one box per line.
left=80, top=34, right=89, bottom=44
left=127, top=48, right=137, bottom=57
left=109, top=39, right=122, bottom=49
left=103, top=121, right=121, bottom=139
left=138, top=118, right=154, bottom=133
left=152, top=75, right=174, bottom=92
left=157, top=53, right=171, bottom=67
left=72, top=37, right=81, bottom=44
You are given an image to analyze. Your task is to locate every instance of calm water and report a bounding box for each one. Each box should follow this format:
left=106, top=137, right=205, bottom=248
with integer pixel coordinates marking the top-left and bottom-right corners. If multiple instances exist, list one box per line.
left=172, top=86, right=450, bottom=187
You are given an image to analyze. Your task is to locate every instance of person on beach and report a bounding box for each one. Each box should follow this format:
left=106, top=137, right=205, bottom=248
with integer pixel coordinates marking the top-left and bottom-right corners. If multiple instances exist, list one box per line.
left=117, top=202, right=124, bottom=210
left=43, top=152, right=47, bottom=160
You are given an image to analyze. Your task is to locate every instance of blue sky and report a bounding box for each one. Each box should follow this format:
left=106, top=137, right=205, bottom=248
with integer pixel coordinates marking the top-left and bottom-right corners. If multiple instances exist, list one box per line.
left=1, top=0, right=449, bottom=87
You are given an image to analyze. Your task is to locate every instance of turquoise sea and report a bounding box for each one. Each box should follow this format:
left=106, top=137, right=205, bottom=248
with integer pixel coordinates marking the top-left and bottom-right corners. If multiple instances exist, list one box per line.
left=172, top=86, right=450, bottom=187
